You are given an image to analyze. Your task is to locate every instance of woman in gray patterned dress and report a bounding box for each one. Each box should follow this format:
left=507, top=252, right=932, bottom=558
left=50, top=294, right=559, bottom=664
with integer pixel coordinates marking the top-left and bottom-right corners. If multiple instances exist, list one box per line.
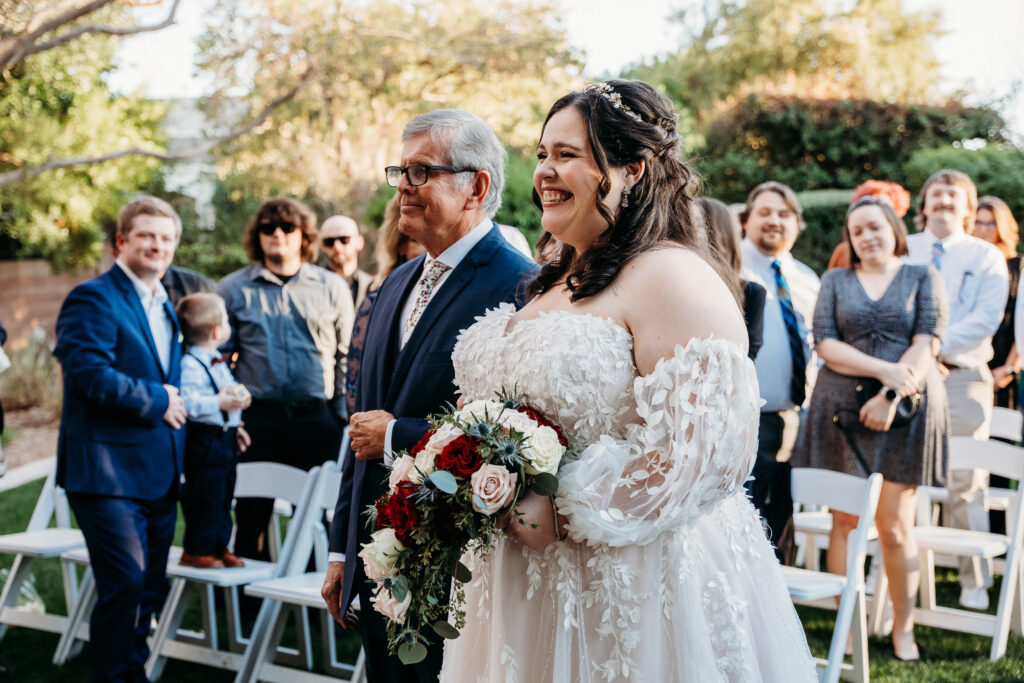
left=795, top=196, right=949, bottom=662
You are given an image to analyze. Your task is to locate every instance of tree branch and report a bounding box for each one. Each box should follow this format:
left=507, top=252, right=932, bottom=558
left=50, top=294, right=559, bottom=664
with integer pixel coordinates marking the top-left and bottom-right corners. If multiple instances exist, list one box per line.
left=0, top=0, right=113, bottom=72
left=22, top=0, right=182, bottom=59
left=0, top=67, right=314, bottom=186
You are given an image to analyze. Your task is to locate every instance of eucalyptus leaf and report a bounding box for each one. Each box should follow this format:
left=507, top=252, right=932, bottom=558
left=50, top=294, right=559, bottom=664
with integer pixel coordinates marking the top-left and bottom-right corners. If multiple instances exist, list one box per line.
left=473, top=495, right=487, bottom=511
left=430, top=470, right=458, bottom=494
left=432, top=620, right=461, bottom=639
left=531, top=472, right=559, bottom=496
left=391, top=576, right=408, bottom=603
left=398, top=641, right=428, bottom=665
left=454, top=561, right=473, bottom=583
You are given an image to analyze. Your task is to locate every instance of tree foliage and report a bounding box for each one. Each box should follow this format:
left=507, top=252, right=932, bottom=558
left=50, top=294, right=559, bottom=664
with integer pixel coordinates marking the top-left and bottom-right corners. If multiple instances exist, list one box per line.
left=196, top=0, right=581, bottom=214
left=629, top=0, right=943, bottom=128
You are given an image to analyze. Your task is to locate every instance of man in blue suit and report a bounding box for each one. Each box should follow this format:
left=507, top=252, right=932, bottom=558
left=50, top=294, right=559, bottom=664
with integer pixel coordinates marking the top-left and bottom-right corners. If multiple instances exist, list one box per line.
left=321, top=110, right=537, bottom=682
left=55, top=196, right=187, bottom=683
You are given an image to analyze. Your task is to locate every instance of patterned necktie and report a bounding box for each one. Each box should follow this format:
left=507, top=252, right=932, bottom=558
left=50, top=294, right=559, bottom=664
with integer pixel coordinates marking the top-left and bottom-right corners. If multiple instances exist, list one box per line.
left=402, top=259, right=451, bottom=347
left=771, top=259, right=807, bottom=406
left=932, top=241, right=944, bottom=268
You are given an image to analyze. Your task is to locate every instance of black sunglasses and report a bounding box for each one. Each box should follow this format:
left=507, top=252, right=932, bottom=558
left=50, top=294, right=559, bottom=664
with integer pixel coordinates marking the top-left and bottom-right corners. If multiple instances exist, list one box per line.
left=257, top=222, right=299, bottom=236
left=322, top=236, right=353, bottom=247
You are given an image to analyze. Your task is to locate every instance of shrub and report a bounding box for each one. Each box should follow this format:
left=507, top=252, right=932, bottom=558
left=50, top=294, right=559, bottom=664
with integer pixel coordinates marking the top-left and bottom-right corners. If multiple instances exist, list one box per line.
left=903, top=145, right=1024, bottom=222
left=0, top=330, right=61, bottom=415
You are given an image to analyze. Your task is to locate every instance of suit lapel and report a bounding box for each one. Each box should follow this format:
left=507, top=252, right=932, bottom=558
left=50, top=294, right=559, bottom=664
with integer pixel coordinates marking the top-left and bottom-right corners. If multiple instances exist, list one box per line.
left=110, top=267, right=168, bottom=381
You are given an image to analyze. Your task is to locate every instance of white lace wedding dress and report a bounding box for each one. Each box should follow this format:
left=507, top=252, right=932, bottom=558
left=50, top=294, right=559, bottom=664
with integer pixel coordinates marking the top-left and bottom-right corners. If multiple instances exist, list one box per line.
left=440, top=304, right=816, bottom=683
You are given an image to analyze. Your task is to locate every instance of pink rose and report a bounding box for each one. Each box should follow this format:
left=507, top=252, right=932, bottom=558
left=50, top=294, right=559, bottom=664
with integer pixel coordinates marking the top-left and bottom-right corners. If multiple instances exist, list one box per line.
left=470, top=464, right=518, bottom=516
left=426, top=422, right=464, bottom=451
left=370, top=588, right=412, bottom=625
left=389, top=455, right=416, bottom=493
left=497, top=409, right=536, bottom=434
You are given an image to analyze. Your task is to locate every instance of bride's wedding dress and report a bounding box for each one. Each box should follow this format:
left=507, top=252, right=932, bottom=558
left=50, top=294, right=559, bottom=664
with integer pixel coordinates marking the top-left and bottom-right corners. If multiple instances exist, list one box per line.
left=440, top=304, right=816, bottom=683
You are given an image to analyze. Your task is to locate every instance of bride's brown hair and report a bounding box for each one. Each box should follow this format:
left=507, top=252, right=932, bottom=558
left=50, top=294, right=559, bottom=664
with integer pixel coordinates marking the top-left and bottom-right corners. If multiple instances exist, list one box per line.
left=529, top=79, right=741, bottom=305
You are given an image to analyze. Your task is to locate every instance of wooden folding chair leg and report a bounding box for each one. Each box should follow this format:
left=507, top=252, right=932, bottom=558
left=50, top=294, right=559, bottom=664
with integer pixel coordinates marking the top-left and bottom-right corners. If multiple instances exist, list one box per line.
left=146, top=579, right=192, bottom=681
left=53, top=572, right=95, bottom=665
left=868, top=566, right=891, bottom=637
left=842, top=593, right=869, bottom=683
left=920, top=549, right=937, bottom=609
left=234, top=598, right=284, bottom=683
left=0, top=555, right=33, bottom=642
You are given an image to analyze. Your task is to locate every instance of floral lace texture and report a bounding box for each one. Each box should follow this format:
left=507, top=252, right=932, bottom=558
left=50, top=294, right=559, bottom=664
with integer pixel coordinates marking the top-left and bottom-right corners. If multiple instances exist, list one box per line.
left=441, top=305, right=816, bottom=683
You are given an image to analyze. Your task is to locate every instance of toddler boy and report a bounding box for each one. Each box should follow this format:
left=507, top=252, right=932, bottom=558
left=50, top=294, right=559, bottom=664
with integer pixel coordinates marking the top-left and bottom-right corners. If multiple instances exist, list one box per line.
left=176, top=293, right=252, bottom=568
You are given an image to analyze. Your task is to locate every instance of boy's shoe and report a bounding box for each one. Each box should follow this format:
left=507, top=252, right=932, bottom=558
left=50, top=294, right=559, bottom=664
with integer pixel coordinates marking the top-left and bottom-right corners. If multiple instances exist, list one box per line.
left=219, top=549, right=246, bottom=568
left=180, top=552, right=225, bottom=569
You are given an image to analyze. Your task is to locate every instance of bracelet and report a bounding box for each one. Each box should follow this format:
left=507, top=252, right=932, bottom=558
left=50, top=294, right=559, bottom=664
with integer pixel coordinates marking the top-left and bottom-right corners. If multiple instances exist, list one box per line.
left=550, top=495, right=567, bottom=541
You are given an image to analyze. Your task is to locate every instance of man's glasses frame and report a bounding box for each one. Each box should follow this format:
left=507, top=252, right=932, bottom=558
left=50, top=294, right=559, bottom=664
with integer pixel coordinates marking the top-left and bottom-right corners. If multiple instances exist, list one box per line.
left=322, top=236, right=353, bottom=247
left=257, top=222, right=299, bottom=236
left=385, top=164, right=478, bottom=188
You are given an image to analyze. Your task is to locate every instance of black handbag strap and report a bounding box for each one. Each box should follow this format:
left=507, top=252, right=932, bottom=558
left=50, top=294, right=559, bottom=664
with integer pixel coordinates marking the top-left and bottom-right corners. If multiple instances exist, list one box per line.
left=832, top=409, right=874, bottom=476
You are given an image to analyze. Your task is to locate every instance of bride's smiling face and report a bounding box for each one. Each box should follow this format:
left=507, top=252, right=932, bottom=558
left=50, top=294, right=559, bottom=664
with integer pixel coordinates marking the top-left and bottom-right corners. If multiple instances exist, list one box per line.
left=534, top=107, right=627, bottom=251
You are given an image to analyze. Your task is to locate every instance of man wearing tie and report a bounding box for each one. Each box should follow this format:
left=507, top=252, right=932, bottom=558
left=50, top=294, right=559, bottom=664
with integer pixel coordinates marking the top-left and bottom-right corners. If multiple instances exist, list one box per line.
left=905, top=169, right=1008, bottom=610
left=55, top=196, right=187, bottom=682
left=321, top=110, right=536, bottom=682
left=740, top=181, right=821, bottom=565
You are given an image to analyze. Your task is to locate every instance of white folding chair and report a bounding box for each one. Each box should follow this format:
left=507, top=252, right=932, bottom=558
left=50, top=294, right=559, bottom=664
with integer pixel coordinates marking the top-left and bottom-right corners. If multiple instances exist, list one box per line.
left=0, top=465, right=85, bottom=648
left=892, top=437, right=1024, bottom=660
left=142, top=462, right=321, bottom=679
left=236, top=461, right=365, bottom=683
left=990, top=407, right=1022, bottom=444
left=782, top=469, right=883, bottom=683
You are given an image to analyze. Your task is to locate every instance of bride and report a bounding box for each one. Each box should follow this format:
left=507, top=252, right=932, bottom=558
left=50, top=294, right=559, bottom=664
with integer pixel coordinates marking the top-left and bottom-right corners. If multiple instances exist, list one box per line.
left=440, top=80, right=815, bottom=682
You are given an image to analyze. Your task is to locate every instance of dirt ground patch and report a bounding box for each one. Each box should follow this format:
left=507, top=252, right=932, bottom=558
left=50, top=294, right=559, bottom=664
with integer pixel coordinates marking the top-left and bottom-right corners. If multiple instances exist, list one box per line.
left=3, top=407, right=59, bottom=470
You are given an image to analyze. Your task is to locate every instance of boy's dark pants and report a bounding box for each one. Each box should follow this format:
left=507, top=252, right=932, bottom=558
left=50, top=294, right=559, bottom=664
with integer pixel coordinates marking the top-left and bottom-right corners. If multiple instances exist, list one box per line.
left=182, top=422, right=239, bottom=556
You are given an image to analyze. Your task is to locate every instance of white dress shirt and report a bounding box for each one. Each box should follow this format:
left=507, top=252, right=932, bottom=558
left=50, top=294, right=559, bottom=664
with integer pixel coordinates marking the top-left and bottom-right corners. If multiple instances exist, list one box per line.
left=905, top=229, right=1008, bottom=368
left=740, top=240, right=820, bottom=412
left=116, top=260, right=174, bottom=374
left=332, top=219, right=495, bottom=564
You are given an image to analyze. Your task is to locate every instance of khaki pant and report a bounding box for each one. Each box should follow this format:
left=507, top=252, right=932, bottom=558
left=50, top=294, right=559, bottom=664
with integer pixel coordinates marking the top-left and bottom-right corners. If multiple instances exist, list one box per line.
left=945, top=366, right=994, bottom=589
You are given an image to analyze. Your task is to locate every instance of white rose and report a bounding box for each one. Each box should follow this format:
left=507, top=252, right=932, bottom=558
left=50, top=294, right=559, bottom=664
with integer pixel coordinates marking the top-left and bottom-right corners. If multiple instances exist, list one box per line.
left=523, top=425, right=565, bottom=475
left=425, top=422, right=464, bottom=451
left=457, top=399, right=505, bottom=424
left=410, top=447, right=438, bottom=483
left=470, top=464, right=518, bottom=515
left=370, top=588, right=412, bottom=625
left=389, top=455, right=416, bottom=493
left=359, top=528, right=404, bottom=580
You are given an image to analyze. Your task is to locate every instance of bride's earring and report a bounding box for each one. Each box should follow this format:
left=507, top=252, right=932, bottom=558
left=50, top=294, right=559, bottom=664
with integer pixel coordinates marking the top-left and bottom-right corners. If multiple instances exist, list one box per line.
left=621, top=184, right=631, bottom=209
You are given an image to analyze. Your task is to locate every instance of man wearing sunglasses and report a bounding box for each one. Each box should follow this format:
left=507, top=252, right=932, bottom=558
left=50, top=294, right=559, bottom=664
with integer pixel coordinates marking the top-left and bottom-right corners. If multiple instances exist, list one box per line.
left=321, top=214, right=373, bottom=310
left=323, top=110, right=537, bottom=682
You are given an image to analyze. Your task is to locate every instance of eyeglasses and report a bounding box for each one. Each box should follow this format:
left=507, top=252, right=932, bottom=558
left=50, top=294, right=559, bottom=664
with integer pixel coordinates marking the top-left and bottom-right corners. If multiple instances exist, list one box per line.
left=322, top=236, right=353, bottom=247
left=385, top=164, right=478, bottom=187
left=257, top=222, right=299, bottom=236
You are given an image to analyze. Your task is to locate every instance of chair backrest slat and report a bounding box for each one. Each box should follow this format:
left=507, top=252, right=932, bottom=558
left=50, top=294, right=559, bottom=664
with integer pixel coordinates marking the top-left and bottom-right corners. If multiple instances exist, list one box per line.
left=948, top=437, right=1024, bottom=481
left=790, top=468, right=874, bottom=516
left=990, top=407, right=1022, bottom=443
left=234, top=461, right=313, bottom=506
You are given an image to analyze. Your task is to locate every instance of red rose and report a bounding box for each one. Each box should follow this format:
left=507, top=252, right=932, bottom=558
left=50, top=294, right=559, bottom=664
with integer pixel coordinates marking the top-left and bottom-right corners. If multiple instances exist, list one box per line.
left=374, top=496, right=393, bottom=530
left=410, top=430, right=434, bottom=456
left=519, top=406, right=568, bottom=446
left=435, top=435, right=482, bottom=478
left=386, top=482, right=421, bottom=544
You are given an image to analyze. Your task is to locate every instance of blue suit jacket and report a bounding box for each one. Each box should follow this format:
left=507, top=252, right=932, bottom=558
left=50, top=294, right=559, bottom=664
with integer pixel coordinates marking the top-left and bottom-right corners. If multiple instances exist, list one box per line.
left=55, top=265, right=185, bottom=499
left=330, top=224, right=537, bottom=610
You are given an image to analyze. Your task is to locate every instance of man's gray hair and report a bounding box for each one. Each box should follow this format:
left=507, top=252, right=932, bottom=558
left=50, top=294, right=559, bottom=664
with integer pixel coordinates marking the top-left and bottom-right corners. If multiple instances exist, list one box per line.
left=402, top=110, right=506, bottom=217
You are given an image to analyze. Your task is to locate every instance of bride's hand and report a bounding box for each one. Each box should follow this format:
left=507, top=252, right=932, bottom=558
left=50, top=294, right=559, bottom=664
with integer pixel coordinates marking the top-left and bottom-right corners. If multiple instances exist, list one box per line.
left=456, top=395, right=466, bottom=410
left=499, top=491, right=563, bottom=550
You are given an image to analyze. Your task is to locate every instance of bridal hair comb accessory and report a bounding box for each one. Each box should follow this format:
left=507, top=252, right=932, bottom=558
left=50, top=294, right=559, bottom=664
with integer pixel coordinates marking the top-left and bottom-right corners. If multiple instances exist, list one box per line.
left=581, top=82, right=642, bottom=121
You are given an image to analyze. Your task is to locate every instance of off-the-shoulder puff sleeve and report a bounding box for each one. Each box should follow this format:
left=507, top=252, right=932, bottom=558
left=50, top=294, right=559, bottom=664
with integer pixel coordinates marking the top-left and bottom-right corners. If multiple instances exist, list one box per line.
left=554, top=338, right=760, bottom=547
left=914, top=265, right=949, bottom=339
left=812, top=269, right=840, bottom=345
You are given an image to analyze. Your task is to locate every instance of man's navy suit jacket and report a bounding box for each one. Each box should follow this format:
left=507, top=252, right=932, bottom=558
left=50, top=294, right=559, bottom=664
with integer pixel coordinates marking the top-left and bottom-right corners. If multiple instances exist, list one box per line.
left=330, top=224, right=537, bottom=610
left=55, top=265, right=185, bottom=499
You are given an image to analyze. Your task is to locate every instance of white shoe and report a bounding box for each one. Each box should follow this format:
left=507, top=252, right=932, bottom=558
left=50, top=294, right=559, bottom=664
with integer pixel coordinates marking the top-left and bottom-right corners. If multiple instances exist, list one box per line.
left=959, top=586, right=989, bottom=610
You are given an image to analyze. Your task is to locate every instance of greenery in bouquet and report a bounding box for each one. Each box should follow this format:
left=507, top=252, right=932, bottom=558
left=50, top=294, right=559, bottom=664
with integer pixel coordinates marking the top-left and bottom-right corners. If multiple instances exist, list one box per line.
left=358, top=388, right=571, bottom=664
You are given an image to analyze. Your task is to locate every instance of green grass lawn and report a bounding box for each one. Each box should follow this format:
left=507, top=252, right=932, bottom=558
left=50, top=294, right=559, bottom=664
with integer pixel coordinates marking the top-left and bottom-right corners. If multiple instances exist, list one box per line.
left=1, top=478, right=1023, bottom=681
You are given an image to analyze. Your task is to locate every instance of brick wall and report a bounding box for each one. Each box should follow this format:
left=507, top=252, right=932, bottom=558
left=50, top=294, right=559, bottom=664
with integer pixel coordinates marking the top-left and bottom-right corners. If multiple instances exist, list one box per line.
left=0, top=259, right=105, bottom=350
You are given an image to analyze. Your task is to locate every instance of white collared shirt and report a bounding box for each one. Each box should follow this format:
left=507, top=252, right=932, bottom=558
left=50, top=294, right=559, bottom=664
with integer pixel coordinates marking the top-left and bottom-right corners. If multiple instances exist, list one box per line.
left=905, top=229, right=1008, bottom=368
left=740, top=240, right=820, bottom=412
left=116, top=260, right=174, bottom=374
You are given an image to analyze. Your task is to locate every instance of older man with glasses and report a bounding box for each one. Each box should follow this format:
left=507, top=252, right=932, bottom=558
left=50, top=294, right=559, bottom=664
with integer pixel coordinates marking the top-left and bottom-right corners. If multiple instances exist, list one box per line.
left=322, top=110, right=537, bottom=683
left=217, top=197, right=355, bottom=561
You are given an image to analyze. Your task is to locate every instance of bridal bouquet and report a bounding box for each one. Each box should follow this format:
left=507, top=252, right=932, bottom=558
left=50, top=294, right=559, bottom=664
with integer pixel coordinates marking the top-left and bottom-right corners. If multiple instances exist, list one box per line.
left=359, top=388, right=569, bottom=664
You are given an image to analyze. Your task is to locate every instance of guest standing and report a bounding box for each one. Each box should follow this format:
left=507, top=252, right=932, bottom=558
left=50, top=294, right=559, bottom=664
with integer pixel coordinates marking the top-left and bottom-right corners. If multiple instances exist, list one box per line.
left=796, top=197, right=949, bottom=662
left=217, top=198, right=354, bottom=560
left=321, top=214, right=374, bottom=311
left=904, top=169, right=1008, bottom=610
left=739, top=181, right=821, bottom=564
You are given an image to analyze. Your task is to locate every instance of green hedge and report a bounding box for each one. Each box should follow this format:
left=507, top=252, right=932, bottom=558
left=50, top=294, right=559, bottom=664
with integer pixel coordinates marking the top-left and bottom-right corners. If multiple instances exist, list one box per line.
left=904, top=145, right=1024, bottom=224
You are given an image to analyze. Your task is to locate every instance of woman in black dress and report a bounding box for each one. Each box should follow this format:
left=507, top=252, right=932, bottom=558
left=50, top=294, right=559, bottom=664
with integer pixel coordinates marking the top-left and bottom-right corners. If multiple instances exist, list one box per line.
left=795, top=197, right=949, bottom=662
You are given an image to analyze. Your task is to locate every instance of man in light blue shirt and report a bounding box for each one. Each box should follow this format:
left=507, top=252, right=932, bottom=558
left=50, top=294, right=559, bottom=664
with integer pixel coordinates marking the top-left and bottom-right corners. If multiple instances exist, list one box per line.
left=739, top=181, right=821, bottom=564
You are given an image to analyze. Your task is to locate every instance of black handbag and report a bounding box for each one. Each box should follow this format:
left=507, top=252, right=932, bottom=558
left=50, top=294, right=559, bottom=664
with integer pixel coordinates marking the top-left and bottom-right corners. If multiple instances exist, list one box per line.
left=832, top=378, right=921, bottom=474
